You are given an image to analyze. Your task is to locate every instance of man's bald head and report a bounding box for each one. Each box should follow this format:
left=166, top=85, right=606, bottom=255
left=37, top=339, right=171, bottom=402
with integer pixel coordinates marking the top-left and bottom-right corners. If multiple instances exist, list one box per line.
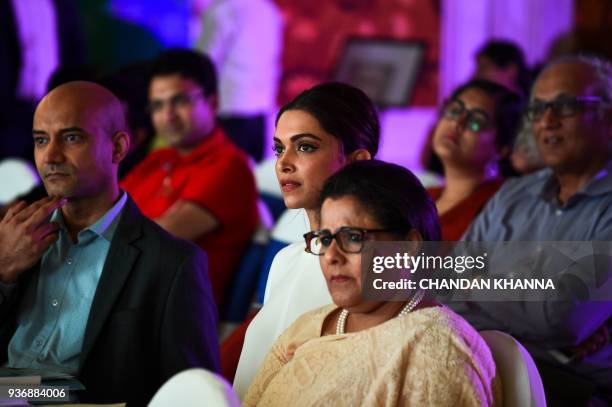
left=530, top=56, right=612, bottom=176
left=33, top=81, right=130, bottom=200
left=37, top=81, right=129, bottom=138
left=532, top=56, right=612, bottom=105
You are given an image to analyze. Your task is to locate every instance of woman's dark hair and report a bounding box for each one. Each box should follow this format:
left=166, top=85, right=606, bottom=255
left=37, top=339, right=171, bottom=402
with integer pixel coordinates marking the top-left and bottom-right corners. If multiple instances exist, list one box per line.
left=319, top=160, right=441, bottom=241
left=449, top=79, right=524, bottom=151
left=276, top=82, right=380, bottom=157
left=477, top=40, right=532, bottom=95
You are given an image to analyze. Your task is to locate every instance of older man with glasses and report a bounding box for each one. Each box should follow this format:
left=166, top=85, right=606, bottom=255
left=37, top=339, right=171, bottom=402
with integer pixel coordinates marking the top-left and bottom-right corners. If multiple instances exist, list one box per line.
left=452, top=55, right=612, bottom=406
left=121, top=49, right=259, bottom=306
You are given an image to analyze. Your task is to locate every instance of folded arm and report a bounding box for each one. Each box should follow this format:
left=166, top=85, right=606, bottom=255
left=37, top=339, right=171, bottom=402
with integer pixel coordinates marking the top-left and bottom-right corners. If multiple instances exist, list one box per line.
left=155, top=200, right=219, bottom=240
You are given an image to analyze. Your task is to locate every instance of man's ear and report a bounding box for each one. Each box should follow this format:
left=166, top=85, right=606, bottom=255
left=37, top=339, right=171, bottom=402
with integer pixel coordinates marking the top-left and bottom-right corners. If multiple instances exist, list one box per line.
left=112, top=131, right=131, bottom=164
left=347, top=148, right=371, bottom=163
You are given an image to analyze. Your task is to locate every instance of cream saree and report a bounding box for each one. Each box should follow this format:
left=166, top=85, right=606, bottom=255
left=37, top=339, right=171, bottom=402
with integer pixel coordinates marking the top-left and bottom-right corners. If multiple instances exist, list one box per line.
left=244, top=305, right=501, bottom=406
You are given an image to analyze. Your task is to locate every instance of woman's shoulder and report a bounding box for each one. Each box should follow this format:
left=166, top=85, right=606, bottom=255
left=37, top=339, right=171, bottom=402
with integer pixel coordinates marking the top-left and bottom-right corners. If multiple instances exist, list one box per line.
left=395, top=306, right=499, bottom=406
left=295, top=303, right=337, bottom=323
left=274, top=241, right=309, bottom=261
left=265, top=242, right=306, bottom=291
left=403, top=306, right=479, bottom=336
left=277, top=304, right=337, bottom=343
left=397, top=306, right=493, bottom=361
left=267, top=241, right=321, bottom=285
left=265, top=241, right=319, bottom=294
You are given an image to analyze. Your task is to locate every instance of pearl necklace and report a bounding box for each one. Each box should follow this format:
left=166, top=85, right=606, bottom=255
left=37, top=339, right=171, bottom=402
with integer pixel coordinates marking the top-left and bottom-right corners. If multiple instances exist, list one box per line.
left=336, top=290, right=425, bottom=335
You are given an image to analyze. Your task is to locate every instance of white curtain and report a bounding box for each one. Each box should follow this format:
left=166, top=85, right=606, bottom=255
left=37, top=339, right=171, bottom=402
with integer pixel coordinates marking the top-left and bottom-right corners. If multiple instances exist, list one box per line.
left=440, top=0, right=574, bottom=100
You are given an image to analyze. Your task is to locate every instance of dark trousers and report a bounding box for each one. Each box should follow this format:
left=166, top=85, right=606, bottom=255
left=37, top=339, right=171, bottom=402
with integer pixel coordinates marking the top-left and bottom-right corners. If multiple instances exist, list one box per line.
left=218, top=114, right=266, bottom=163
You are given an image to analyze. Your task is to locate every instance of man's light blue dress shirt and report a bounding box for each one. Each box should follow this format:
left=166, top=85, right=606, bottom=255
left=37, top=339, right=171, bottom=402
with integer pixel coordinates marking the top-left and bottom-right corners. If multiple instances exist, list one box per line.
left=7, top=192, right=127, bottom=374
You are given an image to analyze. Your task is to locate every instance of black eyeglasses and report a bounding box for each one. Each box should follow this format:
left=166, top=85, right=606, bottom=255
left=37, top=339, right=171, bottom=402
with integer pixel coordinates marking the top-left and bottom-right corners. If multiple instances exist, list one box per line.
left=441, top=99, right=493, bottom=133
left=147, top=91, right=204, bottom=113
left=304, top=227, right=397, bottom=256
left=525, top=95, right=607, bottom=122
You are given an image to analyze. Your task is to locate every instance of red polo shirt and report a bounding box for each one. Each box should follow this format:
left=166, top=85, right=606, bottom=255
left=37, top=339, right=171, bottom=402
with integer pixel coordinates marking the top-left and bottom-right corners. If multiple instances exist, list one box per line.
left=121, top=128, right=258, bottom=304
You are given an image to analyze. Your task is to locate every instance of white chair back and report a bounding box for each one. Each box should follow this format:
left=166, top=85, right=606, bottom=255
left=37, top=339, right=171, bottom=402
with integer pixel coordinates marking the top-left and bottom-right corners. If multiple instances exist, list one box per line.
left=148, top=369, right=241, bottom=407
left=480, top=330, right=547, bottom=407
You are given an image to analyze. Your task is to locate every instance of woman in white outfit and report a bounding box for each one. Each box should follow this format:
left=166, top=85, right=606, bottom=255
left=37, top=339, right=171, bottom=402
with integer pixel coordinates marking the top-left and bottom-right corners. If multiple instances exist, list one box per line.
left=233, top=82, right=380, bottom=396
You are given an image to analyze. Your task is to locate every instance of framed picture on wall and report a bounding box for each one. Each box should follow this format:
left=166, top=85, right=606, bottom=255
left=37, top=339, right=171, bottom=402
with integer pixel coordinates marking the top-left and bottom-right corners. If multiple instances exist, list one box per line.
left=333, top=38, right=426, bottom=108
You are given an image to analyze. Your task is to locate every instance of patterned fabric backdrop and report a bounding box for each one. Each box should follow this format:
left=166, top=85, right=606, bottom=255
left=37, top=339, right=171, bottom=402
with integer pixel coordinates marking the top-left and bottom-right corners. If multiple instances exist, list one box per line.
left=275, top=0, right=440, bottom=107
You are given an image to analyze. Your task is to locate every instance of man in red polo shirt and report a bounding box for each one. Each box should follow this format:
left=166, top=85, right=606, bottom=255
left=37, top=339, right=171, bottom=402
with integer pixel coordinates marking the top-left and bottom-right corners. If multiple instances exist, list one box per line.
left=122, top=49, right=258, bottom=305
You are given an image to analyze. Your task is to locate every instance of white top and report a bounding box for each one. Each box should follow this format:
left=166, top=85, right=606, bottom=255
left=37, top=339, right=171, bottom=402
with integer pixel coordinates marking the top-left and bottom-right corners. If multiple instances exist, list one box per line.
left=268, top=208, right=310, bottom=247
left=233, top=242, right=332, bottom=398
left=197, top=0, right=283, bottom=115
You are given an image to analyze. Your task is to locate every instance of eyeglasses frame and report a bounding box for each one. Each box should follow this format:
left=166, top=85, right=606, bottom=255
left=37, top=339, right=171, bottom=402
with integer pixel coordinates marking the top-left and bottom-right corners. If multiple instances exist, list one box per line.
left=303, top=227, right=400, bottom=256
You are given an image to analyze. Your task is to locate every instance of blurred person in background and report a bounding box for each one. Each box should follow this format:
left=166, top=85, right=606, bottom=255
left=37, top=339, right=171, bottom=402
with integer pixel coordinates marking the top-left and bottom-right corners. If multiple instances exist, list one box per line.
left=475, top=39, right=533, bottom=96
left=100, top=62, right=156, bottom=178
left=458, top=55, right=612, bottom=406
left=429, top=79, right=523, bottom=240
left=421, top=40, right=531, bottom=180
left=474, top=40, right=547, bottom=176
left=196, top=0, right=283, bottom=162
left=0, top=0, right=84, bottom=163
left=510, top=117, right=546, bottom=175
left=121, top=49, right=258, bottom=305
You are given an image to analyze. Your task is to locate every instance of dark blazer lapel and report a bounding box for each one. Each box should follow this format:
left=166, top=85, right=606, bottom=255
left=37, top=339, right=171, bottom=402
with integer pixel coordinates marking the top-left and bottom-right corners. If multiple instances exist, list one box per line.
left=79, top=198, right=143, bottom=367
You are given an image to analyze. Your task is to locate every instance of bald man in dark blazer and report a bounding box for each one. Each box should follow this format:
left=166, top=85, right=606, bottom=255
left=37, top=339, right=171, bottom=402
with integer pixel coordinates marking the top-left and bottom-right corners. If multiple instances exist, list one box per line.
left=0, top=81, right=219, bottom=405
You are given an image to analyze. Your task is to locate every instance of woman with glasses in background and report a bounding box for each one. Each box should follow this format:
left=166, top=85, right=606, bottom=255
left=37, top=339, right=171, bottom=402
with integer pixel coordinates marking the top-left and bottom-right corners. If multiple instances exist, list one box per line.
left=244, top=160, right=499, bottom=406
left=429, top=80, right=524, bottom=240
left=233, top=82, right=380, bottom=396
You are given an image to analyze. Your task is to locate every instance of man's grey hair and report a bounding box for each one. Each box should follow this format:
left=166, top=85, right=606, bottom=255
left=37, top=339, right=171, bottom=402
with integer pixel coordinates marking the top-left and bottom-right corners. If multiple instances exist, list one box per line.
left=533, top=54, right=612, bottom=103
